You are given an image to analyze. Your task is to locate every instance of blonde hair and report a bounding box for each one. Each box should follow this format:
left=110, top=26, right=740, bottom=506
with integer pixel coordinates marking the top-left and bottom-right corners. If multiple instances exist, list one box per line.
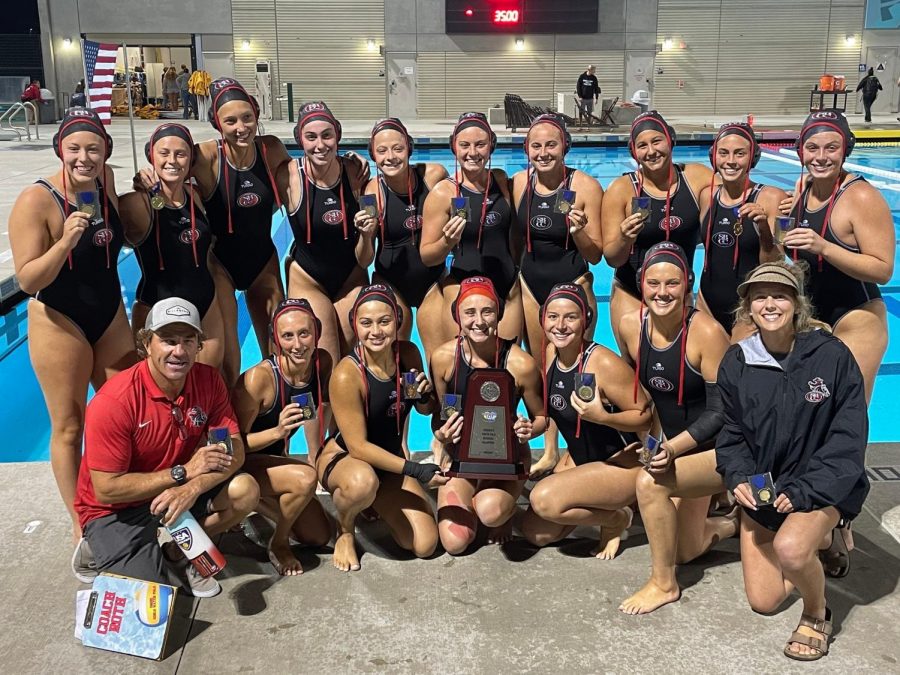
left=733, top=260, right=826, bottom=333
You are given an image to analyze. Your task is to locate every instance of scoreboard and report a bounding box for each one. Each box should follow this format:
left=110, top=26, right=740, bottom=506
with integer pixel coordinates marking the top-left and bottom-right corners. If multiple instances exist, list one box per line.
left=445, top=1, right=599, bottom=34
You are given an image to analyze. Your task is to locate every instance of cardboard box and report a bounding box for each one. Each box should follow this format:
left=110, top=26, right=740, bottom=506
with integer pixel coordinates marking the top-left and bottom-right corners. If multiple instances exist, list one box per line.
left=77, top=573, right=177, bottom=660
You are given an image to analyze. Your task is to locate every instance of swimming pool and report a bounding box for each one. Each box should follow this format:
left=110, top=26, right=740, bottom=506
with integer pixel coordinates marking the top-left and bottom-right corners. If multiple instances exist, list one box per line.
left=2, top=144, right=898, bottom=461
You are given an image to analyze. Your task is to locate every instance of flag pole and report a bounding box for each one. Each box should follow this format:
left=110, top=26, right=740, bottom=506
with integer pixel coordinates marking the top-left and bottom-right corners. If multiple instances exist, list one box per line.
left=122, top=43, right=139, bottom=175
left=80, top=38, right=91, bottom=109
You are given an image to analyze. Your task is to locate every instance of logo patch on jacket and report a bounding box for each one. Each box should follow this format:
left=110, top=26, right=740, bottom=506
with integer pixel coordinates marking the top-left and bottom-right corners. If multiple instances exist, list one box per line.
left=805, top=377, right=831, bottom=403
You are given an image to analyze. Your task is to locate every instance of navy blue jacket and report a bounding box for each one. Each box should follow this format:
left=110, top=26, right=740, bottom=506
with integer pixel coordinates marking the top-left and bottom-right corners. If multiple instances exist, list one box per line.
left=715, top=329, right=869, bottom=519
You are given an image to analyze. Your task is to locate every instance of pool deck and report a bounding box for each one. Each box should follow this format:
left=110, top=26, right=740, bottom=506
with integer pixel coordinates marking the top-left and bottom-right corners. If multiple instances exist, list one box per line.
left=2, top=443, right=899, bottom=674
left=2, top=111, right=900, bottom=285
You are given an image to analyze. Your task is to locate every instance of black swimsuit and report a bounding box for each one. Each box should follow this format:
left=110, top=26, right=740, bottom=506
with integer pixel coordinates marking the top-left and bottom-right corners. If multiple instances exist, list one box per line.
left=546, top=343, right=628, bottom=465
left=794, top=176, right=882, bottom=327
left=204, top=139, right=280, bottom=291
left=446, top=337, right=515, bottom=402
left=447, top=177, right=517, bottom=301
left=374, top=167, right=442, bottom=307
left=699, top=184, right=765, bottom=331
left=289, top=159, right=362, bottom=300
left=134, top=190, right=215, bottom=317
left=615, top=167, right=702, bottom=297
left=249, top=355, right=321, bottom=456
left=34, top=179, right=124, bottom=345
left=637, top=310, right=707, bottom=441
left=517, top=169, right=588, bottom=305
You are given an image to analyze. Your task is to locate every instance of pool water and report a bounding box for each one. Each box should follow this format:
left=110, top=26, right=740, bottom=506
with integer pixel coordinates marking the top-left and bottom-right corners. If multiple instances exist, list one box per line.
left=2, top=145, right=899, bottom=461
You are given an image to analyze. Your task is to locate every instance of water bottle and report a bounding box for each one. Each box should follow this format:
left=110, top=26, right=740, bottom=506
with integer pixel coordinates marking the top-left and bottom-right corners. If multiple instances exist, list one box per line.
left=165, top=510, right=227, bottom=578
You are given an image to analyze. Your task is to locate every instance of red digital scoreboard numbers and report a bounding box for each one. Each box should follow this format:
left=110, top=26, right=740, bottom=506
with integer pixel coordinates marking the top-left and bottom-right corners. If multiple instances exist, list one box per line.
left=447, top=1, right=524, bottom=33
left=446, top=1, right=598, bottom=35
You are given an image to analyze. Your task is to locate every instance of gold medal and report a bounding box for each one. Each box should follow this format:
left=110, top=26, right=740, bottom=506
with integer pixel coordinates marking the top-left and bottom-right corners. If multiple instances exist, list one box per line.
left=577, top=385, right=595, bottom=401
left=757, top=488, right=771, bottom=503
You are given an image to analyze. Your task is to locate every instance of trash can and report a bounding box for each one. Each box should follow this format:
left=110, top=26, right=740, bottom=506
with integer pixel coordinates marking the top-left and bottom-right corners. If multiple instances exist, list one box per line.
left=631, top=90, right=651, bottom=114
left=38, top=99, right=57, bottom=124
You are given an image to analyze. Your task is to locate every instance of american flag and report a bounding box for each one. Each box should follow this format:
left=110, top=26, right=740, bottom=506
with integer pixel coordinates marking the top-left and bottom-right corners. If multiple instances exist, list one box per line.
left=82, top=40, right=118, bottom=125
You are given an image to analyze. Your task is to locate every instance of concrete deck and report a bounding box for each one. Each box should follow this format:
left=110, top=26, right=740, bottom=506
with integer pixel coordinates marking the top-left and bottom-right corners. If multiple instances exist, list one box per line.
left=2, top=111, right=900, bottom=284
left=2, top=443, right=899, bottom=673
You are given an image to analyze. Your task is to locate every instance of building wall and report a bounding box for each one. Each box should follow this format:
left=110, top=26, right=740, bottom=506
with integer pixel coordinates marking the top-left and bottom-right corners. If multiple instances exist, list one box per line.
left=652, top=0, right=866, bottom=116
left=39, top=0, right=894, bottom=122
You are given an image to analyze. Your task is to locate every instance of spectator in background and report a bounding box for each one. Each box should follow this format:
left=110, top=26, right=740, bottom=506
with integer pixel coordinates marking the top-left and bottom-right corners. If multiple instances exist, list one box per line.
left=71, top=79, right=86, bottom=107
left=21, top=79, right=42, bottom=123
left=163, top=67, right=179, bottom=111
left=177, top=65, right=193, bottom=119
left=576, top=66, right=600, bottom=123
left=856, top=67, right=882, bottom=123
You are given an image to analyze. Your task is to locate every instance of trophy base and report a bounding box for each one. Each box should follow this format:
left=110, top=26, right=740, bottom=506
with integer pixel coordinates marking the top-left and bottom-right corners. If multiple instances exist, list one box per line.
left=446, top=460, right=527, bottom=481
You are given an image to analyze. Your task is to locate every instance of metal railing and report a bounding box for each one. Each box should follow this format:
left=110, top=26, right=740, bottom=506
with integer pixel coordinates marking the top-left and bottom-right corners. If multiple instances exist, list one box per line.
left=0, top=101, right=39, bottom=141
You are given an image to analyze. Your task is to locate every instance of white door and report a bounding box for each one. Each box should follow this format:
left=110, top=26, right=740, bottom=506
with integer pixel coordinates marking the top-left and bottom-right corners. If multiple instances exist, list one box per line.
left=865, top=46, right=899, bottom=114
left=387, top=53, right=417, bottom=120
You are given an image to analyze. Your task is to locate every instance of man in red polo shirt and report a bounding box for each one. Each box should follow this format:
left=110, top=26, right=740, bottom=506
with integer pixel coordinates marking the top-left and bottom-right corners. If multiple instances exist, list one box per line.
left=73, top=297, right=260, bottom=597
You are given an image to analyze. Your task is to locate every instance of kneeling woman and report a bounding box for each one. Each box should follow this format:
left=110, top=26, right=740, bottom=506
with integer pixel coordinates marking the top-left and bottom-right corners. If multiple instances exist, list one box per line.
left=316, top=285, right=447, bottom=571
left=618, top=242, right=738, bottom=615
left=232, top=299, right=334, bottom=575
left=717, top=261, right=868, bottom=661
left=430, top=277, right=547, bottom=553
left=121, top=123, right=224, bottom=369
left=519, top=283, right=651, bottom=558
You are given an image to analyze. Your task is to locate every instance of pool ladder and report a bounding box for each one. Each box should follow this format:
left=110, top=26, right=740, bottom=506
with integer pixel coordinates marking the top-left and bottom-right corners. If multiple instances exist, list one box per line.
left=0, top=102, right=40, bottom=141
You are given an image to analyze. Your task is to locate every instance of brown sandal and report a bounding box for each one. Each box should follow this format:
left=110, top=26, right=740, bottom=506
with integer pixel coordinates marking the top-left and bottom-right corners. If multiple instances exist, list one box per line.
left=783, top=607, right=833, bottom=661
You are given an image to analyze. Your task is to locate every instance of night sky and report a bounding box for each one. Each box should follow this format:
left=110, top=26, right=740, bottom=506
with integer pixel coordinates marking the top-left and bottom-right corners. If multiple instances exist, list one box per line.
left=7, top=1, right=41, bottom=34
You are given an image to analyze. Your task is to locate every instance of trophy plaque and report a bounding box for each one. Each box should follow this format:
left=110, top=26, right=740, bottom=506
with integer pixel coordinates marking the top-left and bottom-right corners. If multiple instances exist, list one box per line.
left=447, top=368, right=525, bottom=480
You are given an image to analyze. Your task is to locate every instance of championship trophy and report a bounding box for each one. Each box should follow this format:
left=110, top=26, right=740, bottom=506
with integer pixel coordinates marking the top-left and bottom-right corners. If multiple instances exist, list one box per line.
left=447, top=368, right=526, bottom=480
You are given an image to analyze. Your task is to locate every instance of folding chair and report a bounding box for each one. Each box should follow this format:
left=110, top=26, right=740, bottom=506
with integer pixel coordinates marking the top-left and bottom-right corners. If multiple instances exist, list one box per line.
left=571, top=94, right=603, bottom=128
left=598, top=96, right=619, bottom=127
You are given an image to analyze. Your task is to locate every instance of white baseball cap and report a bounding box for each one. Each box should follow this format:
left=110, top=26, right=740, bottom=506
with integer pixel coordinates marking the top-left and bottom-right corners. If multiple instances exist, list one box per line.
left=145, top=297, right=202, bottom=333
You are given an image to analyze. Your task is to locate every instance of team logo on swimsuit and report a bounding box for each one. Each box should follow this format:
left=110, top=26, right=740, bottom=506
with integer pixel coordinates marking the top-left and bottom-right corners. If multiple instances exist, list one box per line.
left=187, top=406, right=208, bottom=427
left=539, top=201, right=550, bottom=210
left=323, top=209, right=344, bottom=224
left=403, top=215, right=423, bottom=231
left=713, top=232, right=735, bottom=248
left=652, top=362, right=665, bottom=371
left=550, top=394, right=567, bottom=411
left=648, top=376, right=674, bottom=392
left=555, top=380, right=565, bottom=389
left=531, top=215, right=552, bottom=230
left=484, top=211, right=501, bottom=227
left=658, top=215, right=682, bottom=231
left=92, top=228, right=114, bottom=246
left=237, top=193, right=260, bottom=208
left=179, top=228, right=201, bottom=244
left=240, top=180, right=253, bottom=189
left=388, top=391, right=406, bottom=418
left=325, top=197, right=337, bottom=206
left=805, top=377, right=831, bottom=404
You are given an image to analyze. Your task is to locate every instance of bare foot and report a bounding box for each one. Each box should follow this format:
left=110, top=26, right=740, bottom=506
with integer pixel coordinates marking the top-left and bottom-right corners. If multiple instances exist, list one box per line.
left=592, top=507, right=633, bottom=560
left=528, top=453, right=557, bottom=480
left=618, top=579, right=681, bottom=615
left=333, top=533, right=361, bottom=572
left=268, top=538, right=303, bottom=576
left=486, top=520, right=514, bottom=545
